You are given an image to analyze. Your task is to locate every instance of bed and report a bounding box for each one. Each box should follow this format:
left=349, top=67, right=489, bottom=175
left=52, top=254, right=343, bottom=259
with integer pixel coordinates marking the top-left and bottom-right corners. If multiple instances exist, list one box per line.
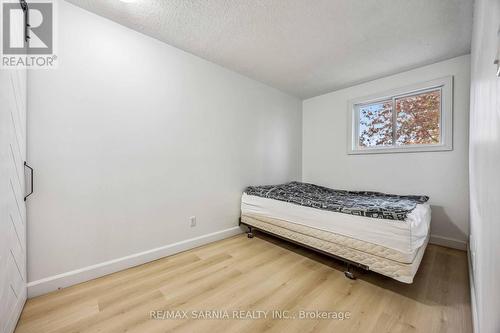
left=239, top=182, right=431, bottom=283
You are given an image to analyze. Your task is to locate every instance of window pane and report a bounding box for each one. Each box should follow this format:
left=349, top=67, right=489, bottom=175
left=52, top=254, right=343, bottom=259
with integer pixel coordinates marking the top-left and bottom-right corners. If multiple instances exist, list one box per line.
left=358, top=101, right=393, bottom=147
left=395, top=90, right=441, bottom=145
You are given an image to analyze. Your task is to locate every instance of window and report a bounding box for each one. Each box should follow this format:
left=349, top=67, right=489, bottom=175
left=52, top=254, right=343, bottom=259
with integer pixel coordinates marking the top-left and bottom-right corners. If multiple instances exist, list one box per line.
left=348, top=76, right=453, bottom=154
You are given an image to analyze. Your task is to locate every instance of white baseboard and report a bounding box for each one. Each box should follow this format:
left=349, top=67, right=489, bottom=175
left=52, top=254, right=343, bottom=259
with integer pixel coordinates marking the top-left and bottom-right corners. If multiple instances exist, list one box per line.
left=467, top=245, right=479, bottom=333
left=27, top=226, right=243, bottom=298
left=429, top=234, right=467, bottom=251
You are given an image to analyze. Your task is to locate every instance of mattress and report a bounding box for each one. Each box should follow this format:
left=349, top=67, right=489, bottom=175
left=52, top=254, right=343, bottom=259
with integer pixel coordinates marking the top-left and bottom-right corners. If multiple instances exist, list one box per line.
left=241, top=193, right=431, bottom=258
left=245, top=181, right=429, bottom=221
left=240, top=214, right=429, bottom=283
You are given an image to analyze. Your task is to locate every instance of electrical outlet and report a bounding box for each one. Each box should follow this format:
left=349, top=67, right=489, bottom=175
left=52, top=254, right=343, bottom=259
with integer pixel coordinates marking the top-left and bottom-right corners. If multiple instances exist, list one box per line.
left=189, top=216, right=196, bottom=227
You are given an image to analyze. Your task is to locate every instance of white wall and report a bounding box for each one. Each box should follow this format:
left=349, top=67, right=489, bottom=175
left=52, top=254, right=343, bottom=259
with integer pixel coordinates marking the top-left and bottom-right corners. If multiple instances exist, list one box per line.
left=27, top=1, right=301, bottom=288
left=469, top=0, right=500, bottom=332
left=303, top=55, right=470, bottom=249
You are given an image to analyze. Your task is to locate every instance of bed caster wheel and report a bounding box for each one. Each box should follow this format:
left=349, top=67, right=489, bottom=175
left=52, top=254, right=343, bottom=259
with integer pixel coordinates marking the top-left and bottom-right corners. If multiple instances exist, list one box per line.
left=246, top=226, right=254, bottom=238
left=344, top=263, right=356, bottom=280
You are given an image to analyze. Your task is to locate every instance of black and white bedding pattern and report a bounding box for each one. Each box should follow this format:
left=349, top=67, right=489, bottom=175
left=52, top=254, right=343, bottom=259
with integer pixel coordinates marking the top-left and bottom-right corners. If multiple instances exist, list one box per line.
left=244, top=182, right=429, bottom=221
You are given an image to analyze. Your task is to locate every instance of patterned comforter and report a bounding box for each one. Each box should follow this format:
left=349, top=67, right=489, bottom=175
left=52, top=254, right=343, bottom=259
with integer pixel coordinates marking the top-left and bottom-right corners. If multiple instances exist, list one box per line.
left=244, top=182, right=429, bottom=221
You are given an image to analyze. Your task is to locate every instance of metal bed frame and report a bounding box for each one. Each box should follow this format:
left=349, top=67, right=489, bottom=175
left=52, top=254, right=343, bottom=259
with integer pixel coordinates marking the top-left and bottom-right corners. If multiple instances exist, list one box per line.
left=239, top=218, right=369, bottom=280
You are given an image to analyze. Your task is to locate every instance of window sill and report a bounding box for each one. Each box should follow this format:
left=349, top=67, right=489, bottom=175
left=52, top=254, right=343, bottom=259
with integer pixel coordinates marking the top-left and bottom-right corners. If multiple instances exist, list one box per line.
left=347, top=144, right=453, bottom=155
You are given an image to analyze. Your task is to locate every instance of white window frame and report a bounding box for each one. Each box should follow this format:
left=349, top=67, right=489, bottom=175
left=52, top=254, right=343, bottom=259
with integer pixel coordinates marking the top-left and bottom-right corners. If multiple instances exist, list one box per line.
left=347, top=76, right=453, bottom=155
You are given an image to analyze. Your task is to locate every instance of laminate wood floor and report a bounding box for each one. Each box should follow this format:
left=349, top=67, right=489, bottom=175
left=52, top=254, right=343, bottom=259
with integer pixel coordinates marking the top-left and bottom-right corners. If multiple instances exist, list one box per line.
left=15, top=232, right=472, bottom=333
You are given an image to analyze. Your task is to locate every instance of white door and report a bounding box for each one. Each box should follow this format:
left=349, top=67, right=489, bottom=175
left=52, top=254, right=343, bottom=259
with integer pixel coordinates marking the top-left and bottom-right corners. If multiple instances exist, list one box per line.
left=0, top=68, right=28, bottom=333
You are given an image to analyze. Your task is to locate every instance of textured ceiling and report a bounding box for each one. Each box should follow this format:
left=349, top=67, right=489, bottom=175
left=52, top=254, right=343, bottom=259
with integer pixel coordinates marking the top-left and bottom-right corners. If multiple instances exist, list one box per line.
left=65, top=0, right=473, bottom=98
